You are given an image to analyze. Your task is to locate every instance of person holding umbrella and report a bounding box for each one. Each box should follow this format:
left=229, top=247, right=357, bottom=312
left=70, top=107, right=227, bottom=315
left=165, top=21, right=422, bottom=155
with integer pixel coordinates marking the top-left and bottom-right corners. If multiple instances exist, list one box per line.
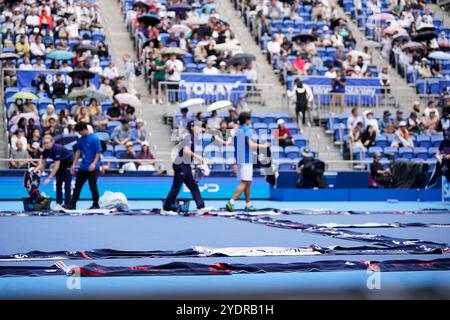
left=36, top=135, right=74, bottom=209
left=68, top=122, right=102, bottom=210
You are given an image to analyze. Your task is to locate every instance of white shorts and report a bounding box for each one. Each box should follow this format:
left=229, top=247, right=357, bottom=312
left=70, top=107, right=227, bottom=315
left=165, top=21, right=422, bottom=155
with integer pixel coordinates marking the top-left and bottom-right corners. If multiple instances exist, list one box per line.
left=237, top=163, right=253, bottom=182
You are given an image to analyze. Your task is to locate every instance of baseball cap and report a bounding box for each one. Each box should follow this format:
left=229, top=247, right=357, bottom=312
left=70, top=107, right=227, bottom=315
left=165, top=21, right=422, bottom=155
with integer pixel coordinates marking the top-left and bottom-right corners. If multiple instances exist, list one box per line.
left=126, top=141, right=134, bottom=147
left=399, top=121, right=407, bottom=127
left=277, top=119, right=285, bottom=125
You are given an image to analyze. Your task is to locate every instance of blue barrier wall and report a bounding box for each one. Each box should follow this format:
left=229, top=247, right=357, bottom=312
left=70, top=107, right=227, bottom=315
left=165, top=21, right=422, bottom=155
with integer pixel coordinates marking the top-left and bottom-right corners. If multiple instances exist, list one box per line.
left=0, top=176, right=270, bottom=200
left=270, top=188, right=441, bottom=202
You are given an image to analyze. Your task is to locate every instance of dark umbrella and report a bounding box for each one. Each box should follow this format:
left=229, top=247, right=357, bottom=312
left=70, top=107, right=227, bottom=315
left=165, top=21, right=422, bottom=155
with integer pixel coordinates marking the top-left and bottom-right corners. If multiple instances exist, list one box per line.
left=393, top=34, right=411, bottom=43
left=292, top=33, right=317, bottom=42
left=76, top=43, right=99, bottom=52
left=413, top=31, right=436, bottom=42
left=137, top=14, right=160, bottom=26
left=133, top=1, right=150, bottom=10
left=192, top=25, right=212, bottom=37
left=69, top=69, right=96, bottom=79
left=330, top=18, right=347, bottom=31
left=227, top=53, right=256, bottom=66
left=143, top=38, right=160, bottom=48
left=168, top=3, right=192, bottom=13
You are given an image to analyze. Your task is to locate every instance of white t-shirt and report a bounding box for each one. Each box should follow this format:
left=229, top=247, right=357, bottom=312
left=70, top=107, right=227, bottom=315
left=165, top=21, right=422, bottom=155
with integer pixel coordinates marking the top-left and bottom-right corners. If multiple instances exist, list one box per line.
left=203, top=66, right=219, bottom=75
left=166, top=59, right=184, bottom=81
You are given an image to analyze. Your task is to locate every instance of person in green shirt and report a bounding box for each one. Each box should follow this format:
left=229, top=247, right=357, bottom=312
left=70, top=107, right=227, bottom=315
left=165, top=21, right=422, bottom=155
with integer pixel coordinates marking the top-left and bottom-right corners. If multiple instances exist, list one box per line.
left=148, top=51, right=166, bottom=104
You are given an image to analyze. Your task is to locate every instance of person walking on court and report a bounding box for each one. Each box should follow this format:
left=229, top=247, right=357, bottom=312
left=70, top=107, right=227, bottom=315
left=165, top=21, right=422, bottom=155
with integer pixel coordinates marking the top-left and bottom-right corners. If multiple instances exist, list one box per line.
left=36, top=135, right=74, bottom=208
left=163, top=121, right=208, bottom=214
left=226, top=112, right=270, bottom=212
left=69, top=122, right=102, bottom=209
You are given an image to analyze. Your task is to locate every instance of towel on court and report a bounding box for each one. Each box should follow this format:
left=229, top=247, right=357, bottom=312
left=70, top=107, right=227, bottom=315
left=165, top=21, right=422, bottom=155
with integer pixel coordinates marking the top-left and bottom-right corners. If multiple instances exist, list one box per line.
left=99, top=191, right=130, bottom=211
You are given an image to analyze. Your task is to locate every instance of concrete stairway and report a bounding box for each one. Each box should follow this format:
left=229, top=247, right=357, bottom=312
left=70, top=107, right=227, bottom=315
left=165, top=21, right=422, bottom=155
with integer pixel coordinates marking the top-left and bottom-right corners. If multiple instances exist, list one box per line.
left=99, top=0, right=174, bottom=171
left=219, top=0, right=346, bottom=169
left=333, top=0, right=421, bottom=113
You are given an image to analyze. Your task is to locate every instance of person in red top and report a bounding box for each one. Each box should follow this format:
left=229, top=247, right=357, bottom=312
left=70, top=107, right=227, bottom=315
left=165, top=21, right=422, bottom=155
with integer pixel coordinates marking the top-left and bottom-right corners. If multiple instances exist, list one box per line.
left=39, top=10, right=53, bottom=30
left=274, top=119, right=294, bottom=147
left=292, top=52, right=306, bottom=75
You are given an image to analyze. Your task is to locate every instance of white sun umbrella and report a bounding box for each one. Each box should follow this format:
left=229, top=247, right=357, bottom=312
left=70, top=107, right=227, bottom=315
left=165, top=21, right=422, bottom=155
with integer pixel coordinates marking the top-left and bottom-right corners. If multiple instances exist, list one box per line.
left=186, top=17, right=209, bottom=26
left=207, top=100, right=233, bottom=112
left=168, top=24, right=191, bottom=35
left=179, top=98, right=205, bottom=109
left=214, top=42, right=241, bottom=52
left=114, top=93, right=142, bottom=108
left=348, top=50, right=371, bottom=62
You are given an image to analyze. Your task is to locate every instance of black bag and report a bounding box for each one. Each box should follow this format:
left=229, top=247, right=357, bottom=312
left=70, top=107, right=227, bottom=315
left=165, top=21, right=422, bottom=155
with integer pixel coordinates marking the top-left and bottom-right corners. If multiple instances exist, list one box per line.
left=134, top=62, right=142, bottom=77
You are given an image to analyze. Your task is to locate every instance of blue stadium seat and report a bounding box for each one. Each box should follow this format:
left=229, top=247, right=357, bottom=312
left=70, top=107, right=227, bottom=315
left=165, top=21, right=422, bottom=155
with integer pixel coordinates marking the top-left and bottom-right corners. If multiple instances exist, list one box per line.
left=431, top=134, right=443, bottom=147
left=284, top=146, right=300, bottom=160
left=416, top=134, right=432, bottom=148
left=368, top=146, right=382, bottom=157
left=114, top=144, right=126, bottom=157
left=92, top=31, right=106, bottom=42
left=38, top=97, right=53, bottom=111
left=284, top=123, right=299, bottom=135
left=103, top=145, right=114, bottom=157
left=103, top=156, right=118, bottom=170
left=398, top=147, right=414, bottom=159
left=107, top=121, right=122, bottom=134
left=4, top=87, right=19, bottom=100
left=270, top=146, right=283, bottom=159
left=350, top=146, right=364, bottom=159
left=54, top=99, right=68, bottom=111
left=95, top=132, right=110, bottom=141
left=262, top=113, right=276, bottom=125
left=413, top=147, right=428, bottom=160
left=279, top=162, right=295, bottom=171
left=428, top=147, right=438, bottom=159
left=293, top=134, right=307, bottom=148
left=375, top=135, right=388, bottom=148
left=253, top=122, right=268, bottom=134
left=384, top=147, right=398, bottom=159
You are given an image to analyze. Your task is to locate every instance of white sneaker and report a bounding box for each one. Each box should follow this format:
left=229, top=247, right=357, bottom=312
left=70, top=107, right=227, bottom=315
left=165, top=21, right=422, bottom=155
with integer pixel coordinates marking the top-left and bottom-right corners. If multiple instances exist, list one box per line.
left=197, top=207, right=214, bottom=215
left=160, top=209, right=178, bottom=215
left=151, top=98, right=156, bottom=105
left=51, top=203, right=64, bottom=211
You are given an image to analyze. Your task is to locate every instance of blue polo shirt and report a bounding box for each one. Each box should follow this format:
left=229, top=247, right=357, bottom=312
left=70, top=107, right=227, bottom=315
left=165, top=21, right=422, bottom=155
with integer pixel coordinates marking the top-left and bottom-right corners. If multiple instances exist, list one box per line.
left=42, top=144, right=73, bottom=166
left=77, top=133, right=102, bottom=171
left=234, top=124, right=254, bottom=164
left=332, top=76, right=346, bottom=93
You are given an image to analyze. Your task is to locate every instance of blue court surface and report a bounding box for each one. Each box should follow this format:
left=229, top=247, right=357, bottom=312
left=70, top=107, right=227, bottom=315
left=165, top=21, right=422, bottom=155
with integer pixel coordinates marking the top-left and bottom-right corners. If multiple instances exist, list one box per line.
left=0, top=200, right=450, bottom=299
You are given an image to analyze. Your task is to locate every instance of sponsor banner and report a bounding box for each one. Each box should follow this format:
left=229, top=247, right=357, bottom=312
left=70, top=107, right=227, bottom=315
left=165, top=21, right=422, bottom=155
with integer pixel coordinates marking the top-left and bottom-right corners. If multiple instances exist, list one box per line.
left=16, top=70, right=100, bottom=90
left=178, top=73, right=248, bottom=104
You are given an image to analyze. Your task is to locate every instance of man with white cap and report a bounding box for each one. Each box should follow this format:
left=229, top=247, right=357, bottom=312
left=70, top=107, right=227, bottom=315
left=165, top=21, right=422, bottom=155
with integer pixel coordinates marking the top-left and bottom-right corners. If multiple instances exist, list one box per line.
left=274, top=119, right=294, bottom=147
left=391, top=121, right=414, bottom=149
left=203, top=57, right=219, bottom=75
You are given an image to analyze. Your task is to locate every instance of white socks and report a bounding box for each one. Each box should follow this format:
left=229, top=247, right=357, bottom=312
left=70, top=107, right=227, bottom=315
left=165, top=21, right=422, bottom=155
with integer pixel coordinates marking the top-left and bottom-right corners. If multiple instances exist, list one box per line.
left=229, top=199, right=235, bottom=204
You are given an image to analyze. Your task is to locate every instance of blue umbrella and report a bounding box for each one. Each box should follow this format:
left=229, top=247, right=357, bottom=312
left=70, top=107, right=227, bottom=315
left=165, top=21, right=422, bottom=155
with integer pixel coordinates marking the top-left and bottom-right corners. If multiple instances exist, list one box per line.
left=428, top=51, right=450, bottom=60
left=47, top=50, right=76, bottom=60
left=168, top=3, right=191, bottom=13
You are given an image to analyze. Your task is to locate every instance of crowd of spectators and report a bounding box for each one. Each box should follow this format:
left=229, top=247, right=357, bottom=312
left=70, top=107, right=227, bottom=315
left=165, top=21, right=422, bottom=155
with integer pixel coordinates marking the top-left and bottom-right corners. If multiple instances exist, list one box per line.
left=1, top=0, right=156, bottom=171
left=123, top=0, right=259, bottom=105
